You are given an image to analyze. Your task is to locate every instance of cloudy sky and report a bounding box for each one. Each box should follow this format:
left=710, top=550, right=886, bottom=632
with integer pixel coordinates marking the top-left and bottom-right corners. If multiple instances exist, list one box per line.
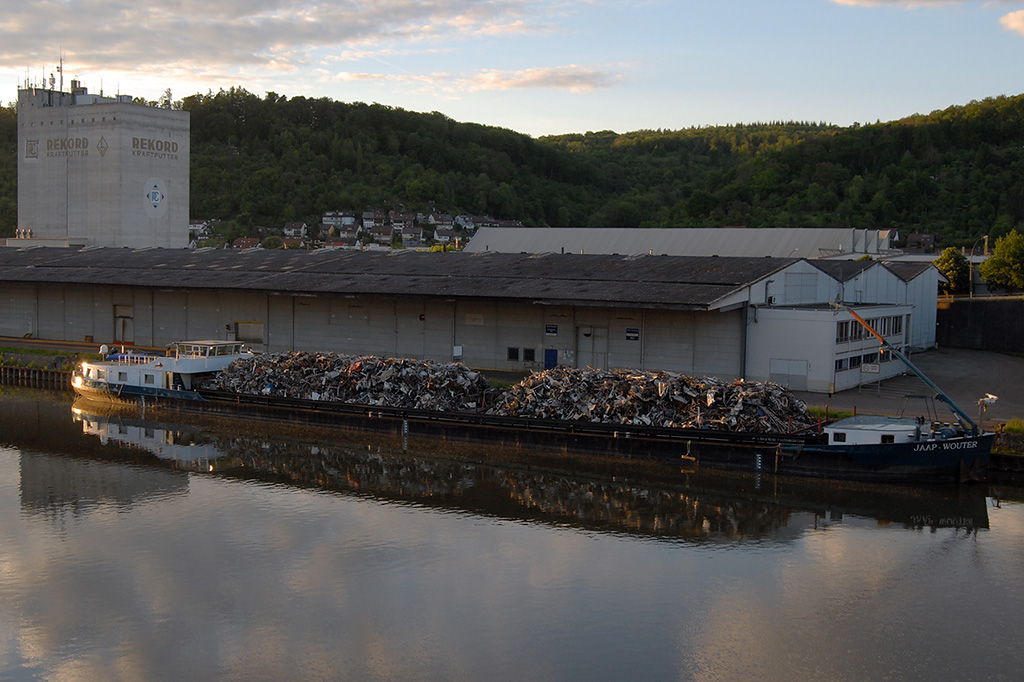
left=3, top=0, right=1024, bottom=137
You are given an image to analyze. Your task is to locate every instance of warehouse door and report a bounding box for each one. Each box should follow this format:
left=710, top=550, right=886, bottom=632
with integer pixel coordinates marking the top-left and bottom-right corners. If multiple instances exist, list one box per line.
left=395, top=301, right=425, bottom=359
left=576, top=327, right=608, bottom=369
left=769, top=358, right=808, bottom=391
left=114, top=305, right=134, bottom=344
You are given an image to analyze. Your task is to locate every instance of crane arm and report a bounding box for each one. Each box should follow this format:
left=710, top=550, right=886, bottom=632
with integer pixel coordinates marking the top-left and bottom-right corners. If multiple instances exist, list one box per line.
left=841, top=306, right=978, bottom=435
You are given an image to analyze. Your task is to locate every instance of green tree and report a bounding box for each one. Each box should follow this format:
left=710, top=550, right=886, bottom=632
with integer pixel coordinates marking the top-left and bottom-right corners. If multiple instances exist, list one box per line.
left=933, top=247, right=970, bottom=294
left=979, top=229, right=1024, bottom=290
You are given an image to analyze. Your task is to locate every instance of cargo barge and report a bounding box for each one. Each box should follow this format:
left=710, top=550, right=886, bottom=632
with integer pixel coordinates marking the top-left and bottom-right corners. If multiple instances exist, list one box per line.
left=70, top=328, right=994, bottom=484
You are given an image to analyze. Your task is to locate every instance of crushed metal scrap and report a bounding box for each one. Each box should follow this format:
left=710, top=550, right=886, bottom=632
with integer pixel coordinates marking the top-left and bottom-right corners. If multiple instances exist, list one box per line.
left=485, top=367, right=814, bottom=433
left=201, top=354, right=814, bottom=433
left=199, top=351, right=490, bottom=412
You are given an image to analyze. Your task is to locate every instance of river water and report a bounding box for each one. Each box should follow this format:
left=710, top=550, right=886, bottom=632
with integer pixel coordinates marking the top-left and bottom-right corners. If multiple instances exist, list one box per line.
left=0, top=388, right=1022, bottom=681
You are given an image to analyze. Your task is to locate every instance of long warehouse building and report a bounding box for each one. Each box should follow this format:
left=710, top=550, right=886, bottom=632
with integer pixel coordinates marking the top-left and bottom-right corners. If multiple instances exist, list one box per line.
left=0, top=248, right=938, bottom=393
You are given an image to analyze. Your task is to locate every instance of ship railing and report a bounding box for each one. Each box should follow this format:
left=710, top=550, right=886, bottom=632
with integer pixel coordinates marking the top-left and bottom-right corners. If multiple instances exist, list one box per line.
left=105, top=354, right=156, bottom=366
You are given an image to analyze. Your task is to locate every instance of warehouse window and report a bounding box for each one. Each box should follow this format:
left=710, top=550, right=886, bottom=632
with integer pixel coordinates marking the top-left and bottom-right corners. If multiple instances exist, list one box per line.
left=507, top=347, right=519, bottom=361
left=523, top=348, right=535, bottom=362
left=835, top=358, right=849, bottom=372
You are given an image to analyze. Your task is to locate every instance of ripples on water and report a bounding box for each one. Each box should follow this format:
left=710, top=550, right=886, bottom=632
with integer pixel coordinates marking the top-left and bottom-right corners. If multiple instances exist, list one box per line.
left=0, top=389, right=1022, bottom=681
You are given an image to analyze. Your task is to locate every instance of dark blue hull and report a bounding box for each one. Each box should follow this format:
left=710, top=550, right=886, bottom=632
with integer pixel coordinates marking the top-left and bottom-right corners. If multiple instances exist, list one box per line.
left=91, top=388, right=994, bottom=485
left=73, top=380, right=205, bottom=404
left=775, top=434, right=994, bottom=483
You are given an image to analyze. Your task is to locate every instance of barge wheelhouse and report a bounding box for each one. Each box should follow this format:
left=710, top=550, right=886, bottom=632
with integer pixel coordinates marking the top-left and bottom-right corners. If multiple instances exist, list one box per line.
left=72, top=341, right=250, bottom=403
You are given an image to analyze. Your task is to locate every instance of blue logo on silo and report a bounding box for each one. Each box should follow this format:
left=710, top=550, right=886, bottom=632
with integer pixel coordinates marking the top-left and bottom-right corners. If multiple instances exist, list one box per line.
left=146, top=185, right=165, bottom=209
left=143, top=177, right=169, bottom=218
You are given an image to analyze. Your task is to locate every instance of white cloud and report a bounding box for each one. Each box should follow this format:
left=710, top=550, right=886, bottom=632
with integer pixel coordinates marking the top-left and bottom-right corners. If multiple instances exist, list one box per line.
left=828, top=1, right=988, bottom=7
left=325, top=64, right=623, bottom=94
left=1000, top=9, right=1024, bottom=33
left=828, top=1, right=1024, bottom=43
left=0, top=1, right=542, bottom=85
left=460, top=65, right=622, bottom=93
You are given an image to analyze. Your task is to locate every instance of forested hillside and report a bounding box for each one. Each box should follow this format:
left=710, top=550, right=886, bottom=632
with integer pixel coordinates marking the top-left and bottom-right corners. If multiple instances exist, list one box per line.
left=183, top=88, right=596, bottom=230
left=0, top=104, right=15, bottom=236
left=558, top=96, right=1024, bottom=243
left=2, top=89, right=1024, bottom=245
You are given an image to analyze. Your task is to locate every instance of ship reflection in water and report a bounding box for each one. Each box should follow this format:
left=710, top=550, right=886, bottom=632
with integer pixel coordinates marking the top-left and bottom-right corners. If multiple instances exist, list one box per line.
left=72, top=401, right=223, bottom=471
left=66, top=397, right=990, bottom=540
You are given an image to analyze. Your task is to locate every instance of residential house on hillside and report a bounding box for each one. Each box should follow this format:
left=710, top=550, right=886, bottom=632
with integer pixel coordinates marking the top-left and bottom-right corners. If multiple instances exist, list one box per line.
left=454, top=215, right=522, bottom=231
left=424, top=212, right=454, bottom=228
left=283, top=222, right=307, bottom=238
left=907, top=233, right=935, bottom=251
left=322, top=210, right=357, bottom=229
left=368, top=225, right=395, bottom=244
left=232, top=237, right=260, bottom=249
left=389, top=211, right=416, bottom=230
left=434, top=228, right=459, bottom=244
left=362, top=211, right=387, bottom=228
left=337, top=224, right=359, bottom=239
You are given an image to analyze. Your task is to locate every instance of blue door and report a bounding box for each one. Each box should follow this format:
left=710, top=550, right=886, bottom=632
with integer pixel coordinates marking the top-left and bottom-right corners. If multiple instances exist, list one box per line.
left=544, top=348, right=558, bottom=369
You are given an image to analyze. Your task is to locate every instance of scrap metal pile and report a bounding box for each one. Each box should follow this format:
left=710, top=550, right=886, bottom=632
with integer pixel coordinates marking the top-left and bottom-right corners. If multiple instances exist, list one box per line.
left=201, top=351, right=490, bottom=412
left=202, top=352, right=813, bottom=433
left=485, top=367, right=814, bottom=433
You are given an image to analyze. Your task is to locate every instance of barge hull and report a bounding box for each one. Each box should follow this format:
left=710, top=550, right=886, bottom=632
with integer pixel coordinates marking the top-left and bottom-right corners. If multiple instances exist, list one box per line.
left=96, top=389, right=993, bottom=484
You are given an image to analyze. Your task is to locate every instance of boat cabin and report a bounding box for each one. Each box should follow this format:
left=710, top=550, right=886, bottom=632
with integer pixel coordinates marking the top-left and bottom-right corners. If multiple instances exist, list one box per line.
left=173, top=341, right=246, bottom=359
left=75, top=340, right=250, bottom=396
left=824, top=415, right=930, bottom=446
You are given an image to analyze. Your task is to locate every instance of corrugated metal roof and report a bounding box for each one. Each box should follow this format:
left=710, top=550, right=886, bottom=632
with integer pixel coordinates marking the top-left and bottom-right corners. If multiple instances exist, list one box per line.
left=808, top=259, right=876, bottom=282
left=0, top=247, right=795, bottom=310
left=464, top=227, right=893, bottom=258
left=882, top=261, right=936, bottom=282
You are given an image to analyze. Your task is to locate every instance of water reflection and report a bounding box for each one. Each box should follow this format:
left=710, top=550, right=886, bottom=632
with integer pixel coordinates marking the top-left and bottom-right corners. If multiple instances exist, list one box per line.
left=0, top=392, right=976, bottom=539
left=0, top=389, right=994, bottom=540
left=19, top=453, right=188, bottom=522
left=72, top=402, right=223, bottom=469
left=0, top=389, right=1019, bottom=682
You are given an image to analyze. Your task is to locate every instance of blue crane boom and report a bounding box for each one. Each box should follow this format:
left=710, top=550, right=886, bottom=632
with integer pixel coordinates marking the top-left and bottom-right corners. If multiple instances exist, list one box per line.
left=840, top=305, right=979, bottom=435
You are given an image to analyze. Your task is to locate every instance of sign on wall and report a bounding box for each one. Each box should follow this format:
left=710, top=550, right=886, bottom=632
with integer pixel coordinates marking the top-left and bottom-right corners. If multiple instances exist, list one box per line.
left=142, top=177, right=169, bottom=219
